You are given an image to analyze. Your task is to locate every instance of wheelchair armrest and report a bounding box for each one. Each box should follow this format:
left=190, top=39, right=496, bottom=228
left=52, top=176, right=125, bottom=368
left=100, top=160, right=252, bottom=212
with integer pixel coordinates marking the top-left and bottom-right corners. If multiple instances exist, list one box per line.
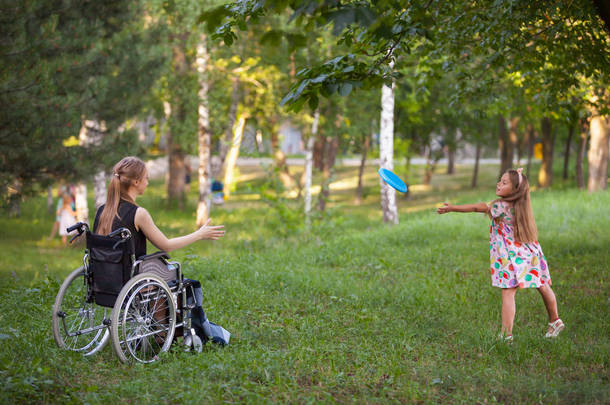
left=137, top=251, right=170, bottom=262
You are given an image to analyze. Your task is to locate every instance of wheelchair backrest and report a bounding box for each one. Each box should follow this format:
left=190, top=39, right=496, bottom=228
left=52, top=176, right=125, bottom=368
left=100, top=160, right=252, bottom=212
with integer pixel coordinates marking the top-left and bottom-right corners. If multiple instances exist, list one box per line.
left=86, top=232, right=134, bottom=308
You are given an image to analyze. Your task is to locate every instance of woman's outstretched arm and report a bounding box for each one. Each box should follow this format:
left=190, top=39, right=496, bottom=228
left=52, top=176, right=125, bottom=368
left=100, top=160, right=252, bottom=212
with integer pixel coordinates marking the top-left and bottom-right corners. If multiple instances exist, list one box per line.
left=135, top=207, right=225, bottom=252
left=437, top=202, right=489, bottom=214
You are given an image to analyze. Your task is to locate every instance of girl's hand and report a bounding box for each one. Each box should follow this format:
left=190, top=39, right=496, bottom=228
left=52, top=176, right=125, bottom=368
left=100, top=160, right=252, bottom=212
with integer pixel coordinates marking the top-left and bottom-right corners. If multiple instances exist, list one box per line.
left=437, top=203, right=452, bottom=214
left=197, top=218, right=225, bottom=240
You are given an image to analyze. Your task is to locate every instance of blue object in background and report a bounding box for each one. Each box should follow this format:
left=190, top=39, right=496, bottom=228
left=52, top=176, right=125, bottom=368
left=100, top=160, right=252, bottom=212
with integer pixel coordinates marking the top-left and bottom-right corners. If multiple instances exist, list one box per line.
left=378, top=168, right=408, bottom=193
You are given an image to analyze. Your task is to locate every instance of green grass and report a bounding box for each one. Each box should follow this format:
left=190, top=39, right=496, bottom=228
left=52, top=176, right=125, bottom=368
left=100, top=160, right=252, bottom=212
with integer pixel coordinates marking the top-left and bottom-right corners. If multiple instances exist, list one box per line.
left=0, top=163, right=608, bottom=403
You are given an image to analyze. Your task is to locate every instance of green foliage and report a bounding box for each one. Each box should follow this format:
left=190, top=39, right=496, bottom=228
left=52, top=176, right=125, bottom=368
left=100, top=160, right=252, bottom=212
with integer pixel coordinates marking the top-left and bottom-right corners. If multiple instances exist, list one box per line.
left=0, top=166, right=608, bottom=402
left=251, top=166, right=304, bottom=236
left=1, top=0, right=168, bottom=205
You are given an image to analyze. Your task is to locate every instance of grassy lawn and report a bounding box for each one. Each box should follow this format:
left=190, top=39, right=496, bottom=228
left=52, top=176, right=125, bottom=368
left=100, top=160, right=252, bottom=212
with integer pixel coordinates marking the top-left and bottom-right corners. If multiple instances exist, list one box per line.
left=0, top=163, right=608, bottom=403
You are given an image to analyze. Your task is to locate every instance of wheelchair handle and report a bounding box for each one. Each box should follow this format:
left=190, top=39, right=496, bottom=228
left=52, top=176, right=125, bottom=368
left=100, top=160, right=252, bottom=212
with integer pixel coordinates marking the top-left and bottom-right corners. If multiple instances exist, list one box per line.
left=108, top=227, right=131, bottom=239
left=108, top=227, right=133, bottom=250
left=67, top=222, right=90, bottom=244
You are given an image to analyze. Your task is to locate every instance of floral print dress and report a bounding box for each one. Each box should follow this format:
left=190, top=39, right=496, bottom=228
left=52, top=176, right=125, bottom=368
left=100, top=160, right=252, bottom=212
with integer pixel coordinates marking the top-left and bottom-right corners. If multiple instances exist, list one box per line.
left=488, top=200, right=551, bottom=288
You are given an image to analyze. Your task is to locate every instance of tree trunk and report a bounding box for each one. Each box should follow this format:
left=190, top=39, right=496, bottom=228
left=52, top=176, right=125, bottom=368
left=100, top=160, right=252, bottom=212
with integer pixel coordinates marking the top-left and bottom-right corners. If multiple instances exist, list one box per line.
left=563, top=121, right=575, bottom=180
left=576, top=119, right=588, bottom=189
left=508, top=116, right=519, bottom=168
left=220, top=77, right=240, bottom=163
left=447, top=147, right=455, bottom=175
left=47, top=185, right=54, bottom=214
left=167, top=38, right=189, bottom=208
left=304, top=109, right=319, bottom=226
left=196, top=36, right=212, bottom=226
left=222, top=113, right=247, bottom=198
left=498, top=115, right=511, bottom=175
left=313, top=133, right=325, bottom=171
left=445, top=127, right=456, bottom=175
left=424, top=146, right=436, bottom=186
left=8, top=181, right=21, bottom=217
left=588, top=114, right=609, bottom=191
left=355, top=132, right=370, bottom=204
left=379, top=78, right=398, bottom=225
left=525, top=123, right=535, bottom=178
left=167, top=145, right=186, bottom=207
left=318, top=136, right=338, bottom=212
left=471, top=141, right=481, bottom=188
left=270, top=120, right=296, bottom=189
left=77, top=119, right=107, bottom=222
left=538, top=117, right=554, bottom=188
left=93, top=171, right=106, bottom=209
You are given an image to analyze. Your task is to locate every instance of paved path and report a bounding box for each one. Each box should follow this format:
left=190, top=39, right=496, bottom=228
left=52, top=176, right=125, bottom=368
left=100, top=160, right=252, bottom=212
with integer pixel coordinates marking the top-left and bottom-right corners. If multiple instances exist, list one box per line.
left=146, top=155, right=501, bottom=179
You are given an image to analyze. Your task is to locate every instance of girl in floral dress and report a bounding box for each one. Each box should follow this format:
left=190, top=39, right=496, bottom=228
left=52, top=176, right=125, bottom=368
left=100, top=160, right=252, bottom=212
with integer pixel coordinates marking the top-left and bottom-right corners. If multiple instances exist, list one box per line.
left=437, top=168, right=564, bottom=341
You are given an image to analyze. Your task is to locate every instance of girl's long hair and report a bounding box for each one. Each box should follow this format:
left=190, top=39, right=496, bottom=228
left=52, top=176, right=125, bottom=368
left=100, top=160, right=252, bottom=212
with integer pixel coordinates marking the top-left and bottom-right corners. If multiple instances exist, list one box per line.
left=500, top=169, right=538, bottom=243
left=95, top=156, right=146, bottom=235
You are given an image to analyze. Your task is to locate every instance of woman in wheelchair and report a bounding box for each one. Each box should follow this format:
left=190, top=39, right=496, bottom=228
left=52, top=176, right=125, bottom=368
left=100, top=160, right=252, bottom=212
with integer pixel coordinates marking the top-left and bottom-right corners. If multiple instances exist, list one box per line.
left=53, top=156, right=228, bottom=363
left=94, top=156, right=224, bottom=254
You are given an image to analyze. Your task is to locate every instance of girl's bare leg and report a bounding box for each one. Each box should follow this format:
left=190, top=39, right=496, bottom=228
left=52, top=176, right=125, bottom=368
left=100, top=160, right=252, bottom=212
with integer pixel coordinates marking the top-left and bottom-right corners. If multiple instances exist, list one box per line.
left=537, top=284, right=559, bottom=333
left=501, top=288, right=518, bottom=336
left=48, top=221, right=59, bottom=239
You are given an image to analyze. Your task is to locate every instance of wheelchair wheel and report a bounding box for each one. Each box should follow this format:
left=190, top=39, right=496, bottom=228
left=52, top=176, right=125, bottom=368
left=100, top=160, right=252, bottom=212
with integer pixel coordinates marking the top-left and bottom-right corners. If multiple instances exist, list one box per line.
left=110, top=273, right=176, bottom=363
left=52, top=267, right=110, bottom=356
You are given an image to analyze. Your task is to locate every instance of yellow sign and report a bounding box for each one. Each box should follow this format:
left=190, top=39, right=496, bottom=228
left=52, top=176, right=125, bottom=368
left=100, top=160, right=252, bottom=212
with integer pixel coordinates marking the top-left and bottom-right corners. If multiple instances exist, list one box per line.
left=534, top=143, right=543, bottom=160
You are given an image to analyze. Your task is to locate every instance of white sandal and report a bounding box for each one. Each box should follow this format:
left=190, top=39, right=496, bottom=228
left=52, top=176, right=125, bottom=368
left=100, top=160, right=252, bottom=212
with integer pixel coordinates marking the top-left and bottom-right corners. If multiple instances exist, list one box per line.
left=545, top=318, right=565, bottom=338
left=498, top=333, right=513, bottom=343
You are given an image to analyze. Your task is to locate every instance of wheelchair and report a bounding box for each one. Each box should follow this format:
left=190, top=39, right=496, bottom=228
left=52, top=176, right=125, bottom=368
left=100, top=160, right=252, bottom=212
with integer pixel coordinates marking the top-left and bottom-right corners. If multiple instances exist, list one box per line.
left=52, top=222, right=204, bottom=363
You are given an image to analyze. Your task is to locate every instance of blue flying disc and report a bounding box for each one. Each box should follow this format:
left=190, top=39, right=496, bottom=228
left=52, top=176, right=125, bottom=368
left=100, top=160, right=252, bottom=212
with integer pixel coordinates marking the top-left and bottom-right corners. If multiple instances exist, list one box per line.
left=378, top=168, right=408, bottom=193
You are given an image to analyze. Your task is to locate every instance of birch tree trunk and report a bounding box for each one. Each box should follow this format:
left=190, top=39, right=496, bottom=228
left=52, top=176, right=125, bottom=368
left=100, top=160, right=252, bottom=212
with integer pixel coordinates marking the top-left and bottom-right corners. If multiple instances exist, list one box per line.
left=220, top=77, right=240, bottom=164
left=93, top=171, right=106, bottom=209
left=196, top=36, right=212, bottom=226
left=588, top=114, right=609, bottom=191
left=379, top=78, right=398, bottom=225
left=538, top=117, right=554, bottom=188
left=270, top=120, right=296, bottom=188
left=304, top=109, right=319, bottom=226
left=77, top=119, right=107, bottom=222
left=222, top=113, right=246, bottom=198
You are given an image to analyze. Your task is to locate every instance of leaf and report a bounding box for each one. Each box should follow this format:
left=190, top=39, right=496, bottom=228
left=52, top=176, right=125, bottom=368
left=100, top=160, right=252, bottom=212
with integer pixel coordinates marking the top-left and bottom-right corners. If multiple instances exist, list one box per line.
left=339, top=82, right=353, bottom=96
left=326, top=83, right=338, bottom=94
left=280, top=91, right=294, bottom=106
left=308, top=94, right=319, bottom=110
left=310, top=74, right=329, bottom=84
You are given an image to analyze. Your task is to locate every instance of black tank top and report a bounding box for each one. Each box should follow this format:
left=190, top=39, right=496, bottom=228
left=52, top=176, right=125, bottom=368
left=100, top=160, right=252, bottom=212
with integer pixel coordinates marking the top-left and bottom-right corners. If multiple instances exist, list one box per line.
left=94, top=200, right=147, bottom=258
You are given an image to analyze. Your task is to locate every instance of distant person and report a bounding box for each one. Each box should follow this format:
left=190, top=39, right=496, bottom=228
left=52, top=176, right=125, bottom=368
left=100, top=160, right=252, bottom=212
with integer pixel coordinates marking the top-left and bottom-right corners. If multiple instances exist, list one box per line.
left=48, top=185, right=65, bottom=239
left=58, top=189, right=77, bottom=245
left=184, top=161, right=192, bottom=193
left=211, top=179, right=224, bottom=205
left=437, top=168, right=564, bottom=342
left=210, top=156, right=224, bottom=205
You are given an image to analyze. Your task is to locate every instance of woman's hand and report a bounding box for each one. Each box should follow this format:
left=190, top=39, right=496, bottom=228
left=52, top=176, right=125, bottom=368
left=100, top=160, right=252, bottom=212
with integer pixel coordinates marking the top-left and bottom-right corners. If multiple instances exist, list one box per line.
left=196, top=218, right=225, bottom=240
left=437, top=203, right=452, bottom=214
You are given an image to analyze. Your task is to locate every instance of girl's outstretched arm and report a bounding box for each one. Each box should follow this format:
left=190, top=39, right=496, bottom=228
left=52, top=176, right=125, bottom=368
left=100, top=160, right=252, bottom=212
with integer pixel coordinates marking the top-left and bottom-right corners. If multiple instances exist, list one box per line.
left=437, top=202, right=489, bottom=214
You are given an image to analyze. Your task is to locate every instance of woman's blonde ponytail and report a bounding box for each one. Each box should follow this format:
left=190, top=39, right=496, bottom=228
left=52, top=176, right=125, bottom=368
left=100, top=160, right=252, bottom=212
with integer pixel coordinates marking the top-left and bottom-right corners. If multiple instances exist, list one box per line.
left=95, top=157, right=146, bottom=235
